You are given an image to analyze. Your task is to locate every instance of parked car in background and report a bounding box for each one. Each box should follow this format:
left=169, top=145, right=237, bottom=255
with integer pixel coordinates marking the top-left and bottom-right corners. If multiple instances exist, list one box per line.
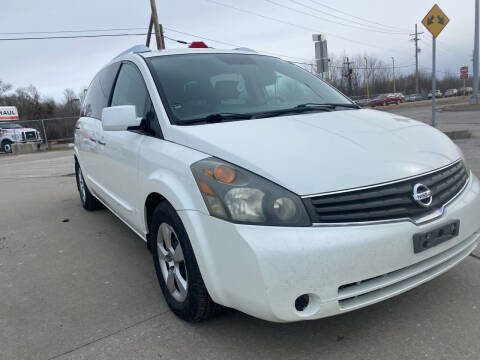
left=458, top=87, right=473, bottom=96
left=405, top=93, right=425, bottom=102
left=369, top=93, right=402, bottom=107
left=0, top=122, right=42, bottom=153
left=428, top=90, right=443, bottom=99
left=354, top=98, right=370, bottom=107
left=394, top=92, right=405, bottom=102
left=75, top=45, right=480, bottom=323
left=444, top=89, right=458, bottom=98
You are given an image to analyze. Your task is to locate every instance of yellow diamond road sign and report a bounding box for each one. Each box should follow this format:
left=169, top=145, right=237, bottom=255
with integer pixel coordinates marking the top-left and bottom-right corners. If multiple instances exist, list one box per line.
left=422, top=4, right=450, bottom=38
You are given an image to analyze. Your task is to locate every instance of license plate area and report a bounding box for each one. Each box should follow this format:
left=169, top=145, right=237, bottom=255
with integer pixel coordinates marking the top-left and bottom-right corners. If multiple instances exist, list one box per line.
left=413, top=220, right=460, bottom=254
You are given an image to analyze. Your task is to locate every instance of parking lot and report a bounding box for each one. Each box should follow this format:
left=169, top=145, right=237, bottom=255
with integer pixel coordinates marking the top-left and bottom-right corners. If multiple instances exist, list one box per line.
left=1, top=105, right=480, bottom=360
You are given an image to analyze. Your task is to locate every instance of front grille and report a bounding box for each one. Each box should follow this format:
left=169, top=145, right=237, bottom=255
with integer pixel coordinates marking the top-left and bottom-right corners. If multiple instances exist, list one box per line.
left=24, top=131, right=37, bottom=140
left=303, top=161, right=468, bottom=224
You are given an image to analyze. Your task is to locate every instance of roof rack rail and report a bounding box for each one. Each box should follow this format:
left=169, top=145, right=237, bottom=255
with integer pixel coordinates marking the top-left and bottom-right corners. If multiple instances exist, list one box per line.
left=234, top=47, right=257, bottom=53
left=112, top=45, right=151, bottom=60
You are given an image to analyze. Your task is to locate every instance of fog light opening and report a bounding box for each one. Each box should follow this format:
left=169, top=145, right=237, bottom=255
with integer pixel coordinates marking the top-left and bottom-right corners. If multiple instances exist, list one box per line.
left=295, top=294, right=310, bottom=312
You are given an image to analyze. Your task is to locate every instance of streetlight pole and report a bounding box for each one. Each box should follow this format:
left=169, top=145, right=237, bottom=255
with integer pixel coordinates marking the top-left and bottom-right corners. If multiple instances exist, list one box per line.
left=392, top=57, right=396, bottom=93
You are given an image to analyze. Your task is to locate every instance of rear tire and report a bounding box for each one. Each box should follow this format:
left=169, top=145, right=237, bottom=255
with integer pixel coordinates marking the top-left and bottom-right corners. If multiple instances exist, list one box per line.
left=75, top=161, right=103, bottom=211
left=150, top=202, right=221, bottom=322
left=1, top=140, right=12, bottom=153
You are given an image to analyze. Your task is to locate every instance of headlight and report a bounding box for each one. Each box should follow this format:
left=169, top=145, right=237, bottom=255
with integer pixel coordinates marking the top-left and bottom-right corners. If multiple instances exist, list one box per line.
left=191, top=157, right=311, bottom=226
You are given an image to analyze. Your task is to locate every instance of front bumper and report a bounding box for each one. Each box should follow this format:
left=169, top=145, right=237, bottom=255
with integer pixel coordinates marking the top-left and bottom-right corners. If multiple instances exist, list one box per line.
left=179, top=174, right=480, bottom=322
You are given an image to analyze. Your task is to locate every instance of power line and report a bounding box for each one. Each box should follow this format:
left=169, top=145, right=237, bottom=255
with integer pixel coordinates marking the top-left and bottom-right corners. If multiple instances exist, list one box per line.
left=0, top=27, right=147, bottom=36
left=0, top=23, right=413, bottom=69
left=204, top=0, right=404, bottom=54
left=306, top=0, right=410, bottom=32
left=163, top=35, right=189, bottom=44
left=289, top=0, right=408, bottom=34
left=266, top=0, right=406, bottom=35
left=0, top=33, right=150, bottom=41
left=0, top=23, right=315, bottom=63
left=163, top=27, right=315, bottom=62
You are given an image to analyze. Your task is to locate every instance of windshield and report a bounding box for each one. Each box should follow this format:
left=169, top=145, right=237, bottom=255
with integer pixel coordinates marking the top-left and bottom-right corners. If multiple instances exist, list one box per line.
left=146, top=53, right=354, bottom=124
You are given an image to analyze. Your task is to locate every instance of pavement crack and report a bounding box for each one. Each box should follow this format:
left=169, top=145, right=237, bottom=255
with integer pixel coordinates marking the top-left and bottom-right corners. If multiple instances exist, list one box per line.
left=47, top=310, right=170, bottom=360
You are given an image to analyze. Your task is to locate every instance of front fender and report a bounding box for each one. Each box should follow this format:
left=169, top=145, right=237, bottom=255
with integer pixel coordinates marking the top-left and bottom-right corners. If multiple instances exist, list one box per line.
left=141, top=167, right=208, bottom=215
left=138, top=137, right=210, bottom=234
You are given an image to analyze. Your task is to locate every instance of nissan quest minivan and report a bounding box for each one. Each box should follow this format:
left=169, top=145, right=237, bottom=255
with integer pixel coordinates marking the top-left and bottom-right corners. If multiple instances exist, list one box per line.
left=74, top=45, right=480, bottom=323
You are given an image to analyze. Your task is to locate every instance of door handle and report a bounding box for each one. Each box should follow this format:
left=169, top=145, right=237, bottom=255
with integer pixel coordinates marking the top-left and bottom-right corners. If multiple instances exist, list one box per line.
left=97, top=140, right=106, bottom=146
left=89, top=137, right=97, bottom=143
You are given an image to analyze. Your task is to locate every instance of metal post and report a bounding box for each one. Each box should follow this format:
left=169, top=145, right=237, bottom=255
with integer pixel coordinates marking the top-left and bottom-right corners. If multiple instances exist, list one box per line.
left=41, top=119, right=48, bottom=146
left=364, top=57, right=370, bottom=99
left=392, top=57, right=396, bottom=93
left=471, top=0, right=479, bottom=104
left=146, top=16, right=153, bottom=47
left=432, top=36, right=437, bottom=127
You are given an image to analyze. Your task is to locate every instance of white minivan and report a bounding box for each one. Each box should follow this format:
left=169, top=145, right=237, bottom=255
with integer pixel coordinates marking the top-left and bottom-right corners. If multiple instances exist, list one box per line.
left=74, top=45, right=480, bottom=323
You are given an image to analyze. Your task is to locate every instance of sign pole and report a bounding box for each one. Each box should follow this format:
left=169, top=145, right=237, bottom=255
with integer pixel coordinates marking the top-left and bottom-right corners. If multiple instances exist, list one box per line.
left=421, top=4, right=449, bottom=127
left=432, top=36, right=436, bottom=127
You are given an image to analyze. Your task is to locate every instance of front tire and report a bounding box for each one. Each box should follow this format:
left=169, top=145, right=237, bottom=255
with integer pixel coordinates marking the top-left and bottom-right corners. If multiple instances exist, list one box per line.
left=1, top=140, right=12, bottom=153
left=150, top=202, right=220, bottom=322
left=75, top=161, right=103, bottom=211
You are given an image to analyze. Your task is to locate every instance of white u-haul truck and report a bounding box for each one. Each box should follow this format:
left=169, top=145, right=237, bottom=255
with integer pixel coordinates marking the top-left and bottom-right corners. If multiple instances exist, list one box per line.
left=0, top=106, right=42, bottom=153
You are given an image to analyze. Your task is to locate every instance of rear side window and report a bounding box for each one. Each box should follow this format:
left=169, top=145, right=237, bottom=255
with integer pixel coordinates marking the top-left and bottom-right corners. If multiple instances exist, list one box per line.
left=111, top=63, right=149, bottom=117
left=81, top=62, right=120, bottom=119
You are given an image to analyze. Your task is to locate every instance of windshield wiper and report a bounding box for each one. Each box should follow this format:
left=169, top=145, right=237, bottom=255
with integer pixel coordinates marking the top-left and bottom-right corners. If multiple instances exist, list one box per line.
left=252, top=105, right=333, bottom=119
left=177, top=112, right=253, bottom=125
left=296, top=102, right=360, bottom=109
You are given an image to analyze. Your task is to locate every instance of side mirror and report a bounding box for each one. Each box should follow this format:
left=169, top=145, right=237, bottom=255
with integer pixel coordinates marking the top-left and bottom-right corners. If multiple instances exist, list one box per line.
left=102, top=105, right=142, bottom=131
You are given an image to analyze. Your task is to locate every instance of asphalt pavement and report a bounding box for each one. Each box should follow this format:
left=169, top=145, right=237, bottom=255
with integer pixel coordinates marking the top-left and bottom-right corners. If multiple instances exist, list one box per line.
left=1, top=106, right=480, bottom=359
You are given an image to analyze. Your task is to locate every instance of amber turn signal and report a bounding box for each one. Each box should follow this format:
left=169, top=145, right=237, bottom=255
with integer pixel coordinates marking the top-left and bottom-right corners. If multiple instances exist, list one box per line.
left=199, top=182, right=214, bottom=195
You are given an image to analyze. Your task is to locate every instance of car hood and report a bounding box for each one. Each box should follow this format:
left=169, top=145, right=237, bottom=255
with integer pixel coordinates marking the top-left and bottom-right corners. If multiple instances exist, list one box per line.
left=166, top=109, right=461, bottom=195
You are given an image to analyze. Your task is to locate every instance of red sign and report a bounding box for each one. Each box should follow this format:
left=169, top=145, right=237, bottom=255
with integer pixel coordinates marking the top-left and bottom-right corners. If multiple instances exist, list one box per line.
left=460, top=73, right=468, bottom=80
left=460, top=66, right=468, bottom=74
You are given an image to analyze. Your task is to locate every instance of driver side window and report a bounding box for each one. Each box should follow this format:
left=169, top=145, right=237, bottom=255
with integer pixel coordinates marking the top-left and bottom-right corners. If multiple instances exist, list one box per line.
left=111, top=63, right=149, bottom=117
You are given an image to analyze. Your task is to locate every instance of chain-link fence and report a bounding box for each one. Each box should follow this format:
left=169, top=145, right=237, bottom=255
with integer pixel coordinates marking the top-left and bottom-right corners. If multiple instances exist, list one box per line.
left=0, top=116, right=77, bottom=154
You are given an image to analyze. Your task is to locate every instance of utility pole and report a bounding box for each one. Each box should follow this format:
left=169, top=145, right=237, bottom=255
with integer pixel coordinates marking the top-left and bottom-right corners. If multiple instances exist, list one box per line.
left=148, top=0, right=165, bottom=50
left=364, top=57, right=370, bottom=99
left=472, top=0, right=479, bottom=104
left=410, top=24, right=423, bottom=94
left=344, top=57, right=353, bottom=95
left=392, top=57, right=396, bottom=93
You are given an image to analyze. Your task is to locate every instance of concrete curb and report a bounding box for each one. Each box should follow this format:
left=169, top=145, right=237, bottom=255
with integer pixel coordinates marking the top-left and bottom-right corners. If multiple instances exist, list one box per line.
left=441, top=129, right=472, bottom=140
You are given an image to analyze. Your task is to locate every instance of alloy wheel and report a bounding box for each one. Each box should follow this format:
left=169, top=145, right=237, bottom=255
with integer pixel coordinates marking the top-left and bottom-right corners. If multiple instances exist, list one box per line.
left=157, top=222, right=188, bottom=302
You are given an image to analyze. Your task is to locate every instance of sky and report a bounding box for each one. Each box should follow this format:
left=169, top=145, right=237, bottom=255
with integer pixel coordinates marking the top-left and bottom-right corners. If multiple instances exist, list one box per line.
left=0, top=0, right=476, bottom=102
